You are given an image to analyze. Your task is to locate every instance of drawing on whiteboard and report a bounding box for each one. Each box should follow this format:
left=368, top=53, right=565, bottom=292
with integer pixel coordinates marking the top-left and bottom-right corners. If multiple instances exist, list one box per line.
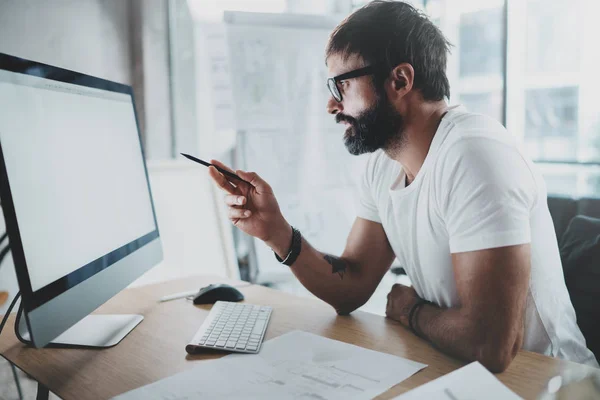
left=201, top=22, right=236, bottom=132
left=228, top=31, right=286, bottom=130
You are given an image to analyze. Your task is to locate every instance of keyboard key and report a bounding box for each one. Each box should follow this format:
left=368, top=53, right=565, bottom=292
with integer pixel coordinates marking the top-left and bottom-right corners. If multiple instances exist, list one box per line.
left=251, top=321, right=266, bottom=335
left=226, top=341, right=237, bottom=348
left=215, top=341, right=226, bottom=347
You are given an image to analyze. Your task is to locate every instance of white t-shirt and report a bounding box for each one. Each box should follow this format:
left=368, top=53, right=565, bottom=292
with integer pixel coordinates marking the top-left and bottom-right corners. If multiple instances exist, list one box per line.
left=358, top=105, right=598, bottom=367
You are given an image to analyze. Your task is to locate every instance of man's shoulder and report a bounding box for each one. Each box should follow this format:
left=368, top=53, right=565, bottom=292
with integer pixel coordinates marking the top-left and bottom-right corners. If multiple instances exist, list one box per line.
left=443, top=108, right=509, bottom=144
left=433, top=110, right=539, bottom=196
left=436, top=108, right=521, bottom=164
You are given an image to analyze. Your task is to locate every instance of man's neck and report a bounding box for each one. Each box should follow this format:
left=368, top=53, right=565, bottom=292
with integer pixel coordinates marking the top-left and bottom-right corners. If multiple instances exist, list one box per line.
left=384, top=100, right=448, bottom=184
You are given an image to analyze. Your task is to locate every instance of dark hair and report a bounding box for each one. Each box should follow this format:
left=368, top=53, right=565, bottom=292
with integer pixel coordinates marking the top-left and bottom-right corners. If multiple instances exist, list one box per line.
left=326, top=0, right=451, bottom=101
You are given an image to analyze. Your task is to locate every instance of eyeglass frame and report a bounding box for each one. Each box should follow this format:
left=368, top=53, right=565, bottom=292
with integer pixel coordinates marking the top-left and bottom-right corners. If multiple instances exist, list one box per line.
left=326, top=65, right=377, bottom=103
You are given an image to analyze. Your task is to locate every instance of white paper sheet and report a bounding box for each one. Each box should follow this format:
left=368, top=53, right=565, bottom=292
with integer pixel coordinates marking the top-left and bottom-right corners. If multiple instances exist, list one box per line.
left=113, top=330, right=427, bottom=400
left=392, top=361, right=523, bottom=400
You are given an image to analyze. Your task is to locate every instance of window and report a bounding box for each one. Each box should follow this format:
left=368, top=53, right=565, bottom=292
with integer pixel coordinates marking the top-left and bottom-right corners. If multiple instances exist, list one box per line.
left=426, top=0, right=505, bottom=123
left=508, top=0, right=600, bottom=196
left=426, top=0, right=600, bottom=197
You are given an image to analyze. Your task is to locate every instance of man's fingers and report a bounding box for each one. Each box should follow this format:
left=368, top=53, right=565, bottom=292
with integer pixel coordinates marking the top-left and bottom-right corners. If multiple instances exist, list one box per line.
left=228, top=207, right=251, bottom=219
left=209, top=166, right=237, bottom=194
left=210, top=159, right=236, bottom=174
left=235, top=170, right=273, bottom=193
left=225, top=195, right=246, bottom=206
left=210, top=160, right=273, bottom=194
left=386, top=292, right=393, bottom=315
left=211, top=159, right=252, bottom=188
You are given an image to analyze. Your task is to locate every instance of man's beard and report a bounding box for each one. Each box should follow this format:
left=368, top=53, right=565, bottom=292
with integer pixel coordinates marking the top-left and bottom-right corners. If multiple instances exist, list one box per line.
left=336, top=94, right=404, bottom=156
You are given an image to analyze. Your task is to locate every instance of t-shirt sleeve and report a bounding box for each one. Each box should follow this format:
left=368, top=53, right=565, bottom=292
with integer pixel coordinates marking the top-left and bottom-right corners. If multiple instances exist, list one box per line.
left=436, top=137, right=538, bottom=253
left=356, top=152, right=382, bottom=223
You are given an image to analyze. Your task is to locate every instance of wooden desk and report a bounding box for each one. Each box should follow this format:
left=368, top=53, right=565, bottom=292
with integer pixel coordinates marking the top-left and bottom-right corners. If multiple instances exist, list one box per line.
left=1, top=275, right=597, bottom=399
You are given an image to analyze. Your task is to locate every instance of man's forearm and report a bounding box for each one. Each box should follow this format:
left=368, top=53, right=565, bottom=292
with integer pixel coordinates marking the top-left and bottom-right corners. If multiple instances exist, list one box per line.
left=412, top=305, right=482, bottom=363
left=266, top=228, right=372, bottom=314
left=413, top=304, right=521, bottom=372
left=290, top=238, right=372, bottom=314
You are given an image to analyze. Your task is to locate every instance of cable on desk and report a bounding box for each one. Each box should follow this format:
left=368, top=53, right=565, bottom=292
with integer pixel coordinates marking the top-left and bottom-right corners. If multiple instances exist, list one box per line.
left=14, top=301, right=32, bottom=345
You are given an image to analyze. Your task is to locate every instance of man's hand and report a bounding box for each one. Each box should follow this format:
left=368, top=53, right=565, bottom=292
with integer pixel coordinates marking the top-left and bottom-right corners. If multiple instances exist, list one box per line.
left=208, top=160, right=292, bottom=256
left=385, top=283, right=421, bottom=326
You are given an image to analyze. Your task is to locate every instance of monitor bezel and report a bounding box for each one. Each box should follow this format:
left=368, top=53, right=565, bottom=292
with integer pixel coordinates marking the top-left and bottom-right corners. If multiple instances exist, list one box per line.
left=0, top=52, right=160, bottom=314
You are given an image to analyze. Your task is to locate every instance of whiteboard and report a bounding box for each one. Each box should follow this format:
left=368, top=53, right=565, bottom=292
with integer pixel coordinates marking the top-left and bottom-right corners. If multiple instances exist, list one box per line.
left=225, top=12, right=369, bottom=281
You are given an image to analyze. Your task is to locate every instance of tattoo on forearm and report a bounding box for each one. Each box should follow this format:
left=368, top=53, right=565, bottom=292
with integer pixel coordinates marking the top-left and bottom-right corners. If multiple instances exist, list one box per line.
left=323, top=255, right=347, bottom=280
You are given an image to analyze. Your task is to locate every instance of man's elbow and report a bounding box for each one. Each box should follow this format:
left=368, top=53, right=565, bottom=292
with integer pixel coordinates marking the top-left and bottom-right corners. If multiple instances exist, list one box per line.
left=475, top=339, right=520, bottom=373
left=334, top=298, right=367, bottom=315
left=477, top=349, right=514, bottom=373
left=335, top=303, right=359, bottom=315
left=335, top=307, right=354, bottom=316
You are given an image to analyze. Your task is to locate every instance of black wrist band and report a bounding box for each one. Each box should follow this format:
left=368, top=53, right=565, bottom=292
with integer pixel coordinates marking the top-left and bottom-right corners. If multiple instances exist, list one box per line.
left=408, top=299, right=431, bottom=339
left=274, top=226, right=302, bottom=266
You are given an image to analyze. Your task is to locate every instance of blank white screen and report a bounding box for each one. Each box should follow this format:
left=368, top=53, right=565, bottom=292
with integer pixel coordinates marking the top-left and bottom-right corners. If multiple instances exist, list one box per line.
left=0, top=75, right=156, bottom=292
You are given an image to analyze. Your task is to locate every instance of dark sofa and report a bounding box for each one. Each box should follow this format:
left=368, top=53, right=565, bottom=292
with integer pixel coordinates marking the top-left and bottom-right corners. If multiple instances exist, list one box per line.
left=548, top=195, right=600, bottom=364
left=547, top=196, right=600, bottom=240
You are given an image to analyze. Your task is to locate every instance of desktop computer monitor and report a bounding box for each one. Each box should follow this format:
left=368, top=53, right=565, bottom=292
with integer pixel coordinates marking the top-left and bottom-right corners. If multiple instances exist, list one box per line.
left=0, top=53, right=163, bottom=348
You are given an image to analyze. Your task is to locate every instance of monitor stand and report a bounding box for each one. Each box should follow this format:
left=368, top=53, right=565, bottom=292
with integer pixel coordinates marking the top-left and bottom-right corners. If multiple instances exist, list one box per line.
left=17, top=307, right=143, bottom=348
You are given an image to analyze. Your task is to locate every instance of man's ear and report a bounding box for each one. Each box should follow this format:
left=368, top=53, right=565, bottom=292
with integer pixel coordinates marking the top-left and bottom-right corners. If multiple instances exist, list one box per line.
left=390, top=63, right=414, bottom=94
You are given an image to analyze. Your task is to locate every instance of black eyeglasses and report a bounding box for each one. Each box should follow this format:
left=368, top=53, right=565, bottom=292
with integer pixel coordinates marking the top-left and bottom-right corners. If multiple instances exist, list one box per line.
left=327, top=65, right=377, bottom=102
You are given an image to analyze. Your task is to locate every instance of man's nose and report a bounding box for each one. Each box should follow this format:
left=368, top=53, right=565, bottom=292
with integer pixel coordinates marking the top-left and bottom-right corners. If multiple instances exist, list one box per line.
left=326, top=95, right=343, bottom=115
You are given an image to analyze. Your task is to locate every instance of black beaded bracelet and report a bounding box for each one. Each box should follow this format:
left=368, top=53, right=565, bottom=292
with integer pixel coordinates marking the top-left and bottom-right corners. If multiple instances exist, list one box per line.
left=274, top=226, right=302, bottom=266
left=408, top=299, right=431, bottom=339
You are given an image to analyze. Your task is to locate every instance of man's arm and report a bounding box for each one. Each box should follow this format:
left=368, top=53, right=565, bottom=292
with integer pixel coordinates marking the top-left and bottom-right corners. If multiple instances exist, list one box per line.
left=386, top=244, right=530, bottom=372
left=207, top=160, right=395, bottom=315
left=267, top=217, right=396, bottom=315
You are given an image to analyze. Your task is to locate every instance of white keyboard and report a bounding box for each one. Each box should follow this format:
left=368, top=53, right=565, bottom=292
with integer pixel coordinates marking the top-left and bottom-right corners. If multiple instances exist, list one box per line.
left=186, top=301, right=272, bottom=354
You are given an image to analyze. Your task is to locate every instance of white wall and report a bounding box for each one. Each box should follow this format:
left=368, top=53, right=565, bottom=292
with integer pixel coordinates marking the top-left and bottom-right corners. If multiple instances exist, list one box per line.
left=0, top=0, right=132, bottom=84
